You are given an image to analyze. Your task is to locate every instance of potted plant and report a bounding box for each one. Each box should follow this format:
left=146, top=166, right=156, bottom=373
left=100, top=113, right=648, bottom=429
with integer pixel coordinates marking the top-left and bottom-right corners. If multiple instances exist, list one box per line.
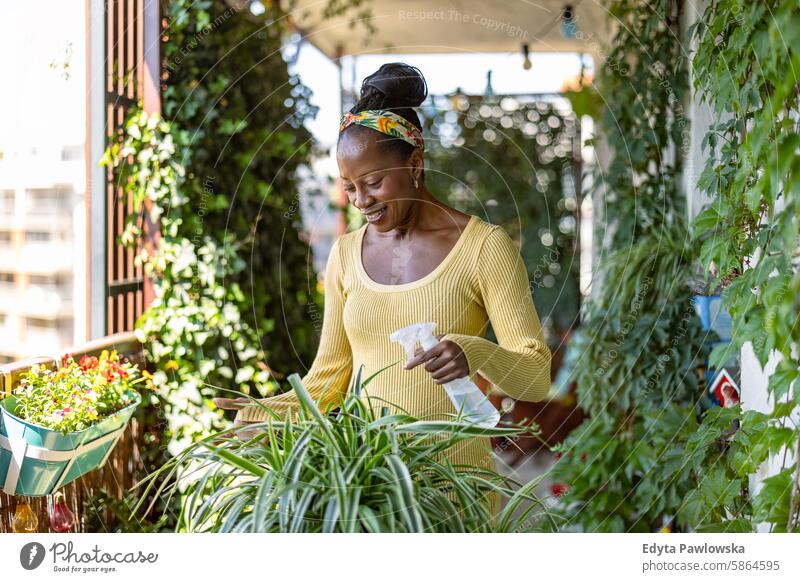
left=0, top=350, right=151, bottom=496
left=136, top=368, right=557, bottom=533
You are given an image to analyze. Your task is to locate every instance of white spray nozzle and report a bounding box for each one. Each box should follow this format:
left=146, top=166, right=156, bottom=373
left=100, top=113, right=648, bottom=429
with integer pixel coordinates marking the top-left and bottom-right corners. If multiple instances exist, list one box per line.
left=390, top=322, right=438, bottom=359
left=389, top=321, right=499, bottom=428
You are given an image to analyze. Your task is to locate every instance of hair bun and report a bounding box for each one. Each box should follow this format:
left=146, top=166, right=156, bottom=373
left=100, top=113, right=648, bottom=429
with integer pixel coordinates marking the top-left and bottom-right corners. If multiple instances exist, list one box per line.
left=360, top=62, right=428, bottom=109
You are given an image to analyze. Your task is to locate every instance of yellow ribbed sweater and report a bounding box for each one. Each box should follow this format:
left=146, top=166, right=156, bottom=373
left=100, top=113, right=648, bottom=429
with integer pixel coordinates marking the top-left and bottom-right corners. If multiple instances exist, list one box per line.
left=237, top=214, right=552, bottom=475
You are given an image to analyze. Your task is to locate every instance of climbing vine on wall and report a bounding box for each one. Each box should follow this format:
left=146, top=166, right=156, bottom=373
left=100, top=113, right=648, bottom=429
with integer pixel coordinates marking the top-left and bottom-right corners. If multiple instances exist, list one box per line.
left=690, top=0, right=800, bottom=531
left=550, top=0, right=718, bottom=532
left=591, top=0, right=688, bottom=249
left=160, top=0, right=323, bottom=379
left=554, top=0, right=800, bottom=533
left=97, top=1, right=372, bottom=529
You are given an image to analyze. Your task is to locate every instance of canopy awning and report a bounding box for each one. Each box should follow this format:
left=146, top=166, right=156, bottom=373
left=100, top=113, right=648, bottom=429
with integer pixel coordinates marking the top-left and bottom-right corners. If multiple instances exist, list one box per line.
left=280, top=0, right=611, bottom=59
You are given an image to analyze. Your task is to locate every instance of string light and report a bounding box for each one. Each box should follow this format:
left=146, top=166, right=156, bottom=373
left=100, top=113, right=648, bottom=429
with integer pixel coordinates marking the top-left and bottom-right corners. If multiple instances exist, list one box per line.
left=49, top=492, right=76, bottom=533
left=522, top=43, right=532, bottom=70
left=562, top=5, right=578, bottom=39
left=12, top=500, right=38, bottom=533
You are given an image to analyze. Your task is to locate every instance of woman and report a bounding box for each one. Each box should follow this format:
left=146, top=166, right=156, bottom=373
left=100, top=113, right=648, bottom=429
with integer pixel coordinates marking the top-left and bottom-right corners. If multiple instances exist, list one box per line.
left=215, top=62, right=552, bottom=509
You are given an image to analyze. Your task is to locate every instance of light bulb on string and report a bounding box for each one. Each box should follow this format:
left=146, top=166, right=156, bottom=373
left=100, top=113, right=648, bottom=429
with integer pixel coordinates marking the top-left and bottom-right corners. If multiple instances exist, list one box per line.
left=522, top=44, right=532, bottom=70
left=49, top=491, right=76, bottom=533
left=12, top=499, right=38, bottom=533
left=449, top=87, right=462, bottom=111
left=561, top=5, right=578, bottom=39
left=485, top=70, right=494, bottom=97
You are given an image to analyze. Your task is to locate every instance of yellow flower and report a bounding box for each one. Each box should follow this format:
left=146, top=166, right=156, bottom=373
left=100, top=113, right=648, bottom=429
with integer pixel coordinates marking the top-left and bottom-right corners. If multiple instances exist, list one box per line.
left=165, top=360, right=179, bottom=371
left=141, top=369, right=156, bottom=389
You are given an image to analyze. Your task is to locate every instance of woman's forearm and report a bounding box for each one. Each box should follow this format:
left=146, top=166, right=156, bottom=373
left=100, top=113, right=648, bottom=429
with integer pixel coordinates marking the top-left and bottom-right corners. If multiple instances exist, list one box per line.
left=441, top=332, right=551, bottom=402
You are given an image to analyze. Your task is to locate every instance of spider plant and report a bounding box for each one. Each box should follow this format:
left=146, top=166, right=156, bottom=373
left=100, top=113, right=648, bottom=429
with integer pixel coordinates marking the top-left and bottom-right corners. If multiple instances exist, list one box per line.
left=134, top=366, right=557, bottom=532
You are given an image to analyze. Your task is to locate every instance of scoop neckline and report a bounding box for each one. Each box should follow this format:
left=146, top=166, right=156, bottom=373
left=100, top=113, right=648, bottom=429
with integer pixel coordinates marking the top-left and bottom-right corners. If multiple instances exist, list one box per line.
left=355, top=215, right=478, bottom=292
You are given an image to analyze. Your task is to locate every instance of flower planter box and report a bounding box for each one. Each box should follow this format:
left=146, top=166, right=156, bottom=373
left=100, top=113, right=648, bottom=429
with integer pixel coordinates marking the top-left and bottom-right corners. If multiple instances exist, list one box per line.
left=0, top=391, right=140, bottom=497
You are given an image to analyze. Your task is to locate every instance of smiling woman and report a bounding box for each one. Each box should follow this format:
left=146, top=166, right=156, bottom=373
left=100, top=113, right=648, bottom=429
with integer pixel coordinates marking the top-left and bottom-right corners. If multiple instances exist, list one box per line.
left=215, top=62, right=552, bottom=518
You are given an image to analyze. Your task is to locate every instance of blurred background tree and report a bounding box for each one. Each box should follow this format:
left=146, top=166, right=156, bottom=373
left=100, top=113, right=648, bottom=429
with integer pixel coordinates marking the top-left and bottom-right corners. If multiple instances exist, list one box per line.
left=423, top=93, right=581, bottom=334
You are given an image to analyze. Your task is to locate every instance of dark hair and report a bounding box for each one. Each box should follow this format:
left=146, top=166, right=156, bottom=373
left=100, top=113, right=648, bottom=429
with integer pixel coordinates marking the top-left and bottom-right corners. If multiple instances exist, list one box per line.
left=338, top=62, right=428, bottom=166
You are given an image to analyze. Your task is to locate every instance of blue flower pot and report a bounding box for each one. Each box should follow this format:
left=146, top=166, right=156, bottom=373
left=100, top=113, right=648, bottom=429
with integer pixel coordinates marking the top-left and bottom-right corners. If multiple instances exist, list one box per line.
left=0, top=391, right=140, bottom=496
left=692, top=295, right=732, bottom=341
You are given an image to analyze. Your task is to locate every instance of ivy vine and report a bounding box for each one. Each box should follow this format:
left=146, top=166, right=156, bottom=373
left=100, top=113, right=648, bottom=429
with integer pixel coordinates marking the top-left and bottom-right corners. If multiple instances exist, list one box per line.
left=690, top=0, right=800, bottom=531
left=551, top=0, right=715, bottom=532
left=100, top=0, right=370, bottom=472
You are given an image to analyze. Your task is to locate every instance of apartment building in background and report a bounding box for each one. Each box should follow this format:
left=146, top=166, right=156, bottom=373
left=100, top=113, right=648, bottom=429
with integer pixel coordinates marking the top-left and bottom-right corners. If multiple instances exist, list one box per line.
left=0, top=144, right=86, bottom=363
left=0, top=0, right=87, bottom=364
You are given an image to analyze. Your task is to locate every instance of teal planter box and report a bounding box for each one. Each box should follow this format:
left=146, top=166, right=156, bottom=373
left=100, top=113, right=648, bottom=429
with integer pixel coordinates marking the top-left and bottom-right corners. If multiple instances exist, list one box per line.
left=0, top=391, right=140, bottom=497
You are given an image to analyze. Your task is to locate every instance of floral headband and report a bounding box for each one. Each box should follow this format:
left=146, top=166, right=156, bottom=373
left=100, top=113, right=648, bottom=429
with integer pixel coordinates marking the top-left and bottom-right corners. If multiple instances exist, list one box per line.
left=338, top=109, right=424, bottom=151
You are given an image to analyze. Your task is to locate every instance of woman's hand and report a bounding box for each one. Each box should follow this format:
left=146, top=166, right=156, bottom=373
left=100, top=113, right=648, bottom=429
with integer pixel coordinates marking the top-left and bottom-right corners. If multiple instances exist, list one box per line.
left=213, top=397, right=268, bottom=441
left=403, top=333, right=470, bottom=384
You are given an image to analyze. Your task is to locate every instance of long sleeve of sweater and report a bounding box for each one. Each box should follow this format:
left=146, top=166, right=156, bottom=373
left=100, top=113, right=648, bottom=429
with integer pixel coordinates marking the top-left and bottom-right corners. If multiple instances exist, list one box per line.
left=235, top=238, right=352, bottom=423
left=441, top=226, right=552, bottom=402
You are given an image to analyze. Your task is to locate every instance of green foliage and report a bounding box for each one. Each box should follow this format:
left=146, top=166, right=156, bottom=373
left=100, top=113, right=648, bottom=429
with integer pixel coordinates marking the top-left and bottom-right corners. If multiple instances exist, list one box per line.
left=135, top=368, right=556, bottom=533
left=160, top=0, right=323, bottom=378
left=574, top=227, right=707, bottom=417
left=93, top=0, right=381, bottom=532
left=103, top=0, right=373, bottom=452
left=551, top=220, right=711, bottom=532
left=424, top=95, right=581, bottom=330
left=592, top=0, right=687, bottom=249
left=690, top=0, right=800, bottom=531
left=103, top=110, right=267, bottom=452
left=550, top=0, right=719, bottom=532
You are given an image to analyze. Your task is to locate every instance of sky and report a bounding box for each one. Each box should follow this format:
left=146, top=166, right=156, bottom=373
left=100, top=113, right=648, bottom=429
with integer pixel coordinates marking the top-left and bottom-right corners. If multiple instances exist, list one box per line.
left=0, top=1, right=86, bottom=150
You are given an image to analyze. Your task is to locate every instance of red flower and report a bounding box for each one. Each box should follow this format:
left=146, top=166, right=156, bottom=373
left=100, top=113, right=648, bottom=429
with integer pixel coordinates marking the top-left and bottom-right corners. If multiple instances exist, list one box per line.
left=61, top=353, right=74, bottom=366
left=580, top=452, right=588, bottom=461
left=79, top=355, right=99, bottom=370
left=554, top=452, right=563, bottom=460
left=550, top=483, right=569, bottom=497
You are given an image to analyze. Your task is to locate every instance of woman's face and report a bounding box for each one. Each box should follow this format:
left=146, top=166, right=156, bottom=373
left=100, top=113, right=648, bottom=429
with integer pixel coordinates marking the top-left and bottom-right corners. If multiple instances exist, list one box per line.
left=336, top=131, right=422, bottom=231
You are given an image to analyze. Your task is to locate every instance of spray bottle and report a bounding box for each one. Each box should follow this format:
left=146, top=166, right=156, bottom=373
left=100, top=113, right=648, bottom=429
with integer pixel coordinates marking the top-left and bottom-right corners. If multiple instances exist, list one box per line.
left=390, top=322, right=500, bottom=428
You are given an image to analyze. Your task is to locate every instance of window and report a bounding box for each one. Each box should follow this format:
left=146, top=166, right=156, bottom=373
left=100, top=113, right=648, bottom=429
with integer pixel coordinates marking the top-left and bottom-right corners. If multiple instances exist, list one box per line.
left=28, top=274, right=58, bottom=286
left=0, top=190, right=13, bottom=214
left=26, top=317, right=57, bottom=330
left=61, top=145, right=83, bottom=161
left=27, top=274, right=64, bottom=295
left=25, top=231, right=51, bottom=243
left=27, top=188, right=64, bottom=215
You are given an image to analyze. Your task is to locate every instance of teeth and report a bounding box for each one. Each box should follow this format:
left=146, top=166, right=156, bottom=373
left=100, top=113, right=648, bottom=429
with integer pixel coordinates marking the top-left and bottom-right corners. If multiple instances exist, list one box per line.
left=365, top=207, right=385, bottom=221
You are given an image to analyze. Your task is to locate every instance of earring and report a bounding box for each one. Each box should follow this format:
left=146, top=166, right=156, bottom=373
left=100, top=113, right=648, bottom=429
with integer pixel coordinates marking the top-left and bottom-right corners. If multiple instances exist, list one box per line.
left=413, top=177, right=419, bottom=189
